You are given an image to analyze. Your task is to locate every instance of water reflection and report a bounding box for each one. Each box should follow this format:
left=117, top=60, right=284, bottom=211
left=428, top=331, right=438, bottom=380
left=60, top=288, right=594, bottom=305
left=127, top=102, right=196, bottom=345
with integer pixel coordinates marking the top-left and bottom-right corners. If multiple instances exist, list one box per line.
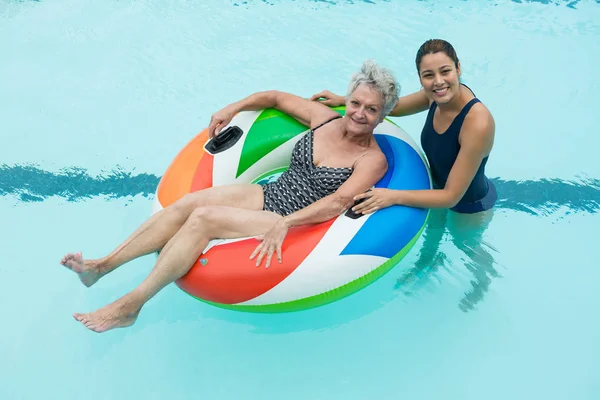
left=395, top=208, right=501, bottom=312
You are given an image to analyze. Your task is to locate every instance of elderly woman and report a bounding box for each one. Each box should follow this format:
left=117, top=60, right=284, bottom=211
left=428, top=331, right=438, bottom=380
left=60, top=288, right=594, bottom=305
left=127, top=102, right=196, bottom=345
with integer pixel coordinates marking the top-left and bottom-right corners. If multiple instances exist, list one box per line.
left=60, top=60, right=399, bottom=333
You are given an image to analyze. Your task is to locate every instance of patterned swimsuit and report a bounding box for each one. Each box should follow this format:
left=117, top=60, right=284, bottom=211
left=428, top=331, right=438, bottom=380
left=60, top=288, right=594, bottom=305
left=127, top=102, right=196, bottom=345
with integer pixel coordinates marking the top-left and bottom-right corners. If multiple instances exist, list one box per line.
left=261, top=116, right=353, bottom=216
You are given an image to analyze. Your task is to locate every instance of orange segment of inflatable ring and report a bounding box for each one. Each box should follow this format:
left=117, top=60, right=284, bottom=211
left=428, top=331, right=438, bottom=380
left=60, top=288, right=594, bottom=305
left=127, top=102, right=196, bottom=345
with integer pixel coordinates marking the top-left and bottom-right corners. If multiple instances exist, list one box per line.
left=157, top=129, right=211, bottom=208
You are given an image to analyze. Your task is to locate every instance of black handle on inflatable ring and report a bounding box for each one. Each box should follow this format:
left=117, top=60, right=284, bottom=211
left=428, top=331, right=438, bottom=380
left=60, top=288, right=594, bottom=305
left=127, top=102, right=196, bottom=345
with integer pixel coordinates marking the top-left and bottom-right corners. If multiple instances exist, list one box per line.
left=344, top=189, right=372, bottom=219
left=205, top=126, right=244, bottom=154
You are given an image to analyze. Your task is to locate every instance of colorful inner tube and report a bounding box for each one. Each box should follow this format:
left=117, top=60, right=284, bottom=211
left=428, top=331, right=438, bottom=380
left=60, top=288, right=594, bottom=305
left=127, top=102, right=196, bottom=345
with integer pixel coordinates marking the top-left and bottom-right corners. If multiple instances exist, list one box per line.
left=153, top=107, right=432, bottom=313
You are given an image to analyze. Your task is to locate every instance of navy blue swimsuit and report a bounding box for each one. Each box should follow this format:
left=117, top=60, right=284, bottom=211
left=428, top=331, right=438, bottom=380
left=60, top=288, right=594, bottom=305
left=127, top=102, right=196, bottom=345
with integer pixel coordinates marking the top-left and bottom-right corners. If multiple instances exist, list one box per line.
left=420, top=85, right=497, bottom=214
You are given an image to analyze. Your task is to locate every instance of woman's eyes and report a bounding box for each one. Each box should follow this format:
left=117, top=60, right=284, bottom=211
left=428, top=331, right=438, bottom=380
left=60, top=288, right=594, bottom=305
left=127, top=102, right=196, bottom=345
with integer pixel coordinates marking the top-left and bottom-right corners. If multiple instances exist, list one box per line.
left=351, top=101, right=377, bottom=113
left=423, top=70, right=451, bottom=78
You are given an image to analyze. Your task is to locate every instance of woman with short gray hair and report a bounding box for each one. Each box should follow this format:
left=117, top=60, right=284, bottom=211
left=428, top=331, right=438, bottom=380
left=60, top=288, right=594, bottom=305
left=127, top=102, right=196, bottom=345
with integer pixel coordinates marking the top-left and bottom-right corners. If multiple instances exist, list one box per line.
left=59, top=59, right=399, bottom=333
left=346, top=59, right=400, bottom=118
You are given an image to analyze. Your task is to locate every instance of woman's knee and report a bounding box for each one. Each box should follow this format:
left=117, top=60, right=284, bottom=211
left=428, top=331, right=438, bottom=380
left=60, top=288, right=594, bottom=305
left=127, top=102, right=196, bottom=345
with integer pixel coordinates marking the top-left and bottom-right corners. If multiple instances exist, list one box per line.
left=185, top=206, right=218, bottom=230
left=170, top=192, right=207, bottom=215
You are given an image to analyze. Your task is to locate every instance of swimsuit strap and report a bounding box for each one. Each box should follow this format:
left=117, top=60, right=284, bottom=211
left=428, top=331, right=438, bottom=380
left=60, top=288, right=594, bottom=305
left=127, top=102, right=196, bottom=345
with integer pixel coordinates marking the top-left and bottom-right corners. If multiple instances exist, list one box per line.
left=461, top=83, right=476, bottom=97
left=310, top=115, right=342, bottom=132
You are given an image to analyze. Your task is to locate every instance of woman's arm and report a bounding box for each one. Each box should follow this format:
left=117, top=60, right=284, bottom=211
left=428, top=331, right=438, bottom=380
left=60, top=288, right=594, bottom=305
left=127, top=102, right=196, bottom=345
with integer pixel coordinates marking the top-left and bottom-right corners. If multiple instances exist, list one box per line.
left=209, top=90, right=336, bottom=137
left=353, top=105, right=495, bottom=213
left=250, top=152, right=388, bottom=267
left=283, top=152, right=388, bottom=227
left=310, top=88, right=430, bottom=118
left=388, top=89, right=430, bottom=117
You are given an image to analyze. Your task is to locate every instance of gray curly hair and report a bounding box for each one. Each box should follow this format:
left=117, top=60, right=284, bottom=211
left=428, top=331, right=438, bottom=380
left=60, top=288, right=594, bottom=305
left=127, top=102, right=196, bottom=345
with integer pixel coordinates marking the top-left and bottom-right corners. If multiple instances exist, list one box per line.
left=346, top=59, right=400, bottom=117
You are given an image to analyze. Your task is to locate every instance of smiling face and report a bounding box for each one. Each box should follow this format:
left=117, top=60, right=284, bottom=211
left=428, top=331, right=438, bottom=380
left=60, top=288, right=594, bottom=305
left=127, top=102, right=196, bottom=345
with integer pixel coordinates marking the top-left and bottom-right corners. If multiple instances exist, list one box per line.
left=344, top=83, right=385, bottom=135
left=418, top=52, right=462, bottom=105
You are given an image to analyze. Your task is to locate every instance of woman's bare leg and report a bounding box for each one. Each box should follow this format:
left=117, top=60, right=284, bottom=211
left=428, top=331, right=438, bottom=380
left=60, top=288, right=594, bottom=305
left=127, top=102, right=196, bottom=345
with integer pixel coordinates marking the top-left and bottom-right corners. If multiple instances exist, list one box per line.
left=60, top=184, right=265, bottom=287
left=446, top=209, right=498, bottom=312
left=73, top=205, right=282, bottom=333
left=395, top=209, right=448, bottom=291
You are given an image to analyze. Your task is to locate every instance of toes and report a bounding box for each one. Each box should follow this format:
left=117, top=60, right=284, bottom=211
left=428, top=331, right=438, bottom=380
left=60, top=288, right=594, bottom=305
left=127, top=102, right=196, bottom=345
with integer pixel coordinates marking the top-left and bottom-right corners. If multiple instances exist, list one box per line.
left=61, top=254, right=74, bottom=266
left=73, top=313, right=89, bottom=323
left=73, top=313, right=101, bottom=332
left=61, top=252, right=82, bottom=264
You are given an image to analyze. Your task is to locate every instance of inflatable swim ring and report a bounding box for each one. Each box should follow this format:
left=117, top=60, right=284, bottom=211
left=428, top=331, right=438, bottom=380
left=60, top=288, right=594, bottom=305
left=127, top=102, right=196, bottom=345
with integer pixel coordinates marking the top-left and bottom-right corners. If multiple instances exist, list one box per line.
left=153, top=107, right=431, bottom=313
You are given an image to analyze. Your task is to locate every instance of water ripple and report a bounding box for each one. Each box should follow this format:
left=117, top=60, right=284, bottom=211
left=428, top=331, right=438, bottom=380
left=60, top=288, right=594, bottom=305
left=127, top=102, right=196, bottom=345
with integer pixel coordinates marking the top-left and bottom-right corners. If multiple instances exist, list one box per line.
left=1, top=164, right=598, bottom=216
left=0, top=164, right=158, bottom=203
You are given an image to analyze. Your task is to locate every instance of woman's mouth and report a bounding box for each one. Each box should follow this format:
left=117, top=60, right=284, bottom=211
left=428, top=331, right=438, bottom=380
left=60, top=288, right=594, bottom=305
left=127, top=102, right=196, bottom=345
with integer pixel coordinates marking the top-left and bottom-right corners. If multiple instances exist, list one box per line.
left=433, top=87, right=449, bottom=96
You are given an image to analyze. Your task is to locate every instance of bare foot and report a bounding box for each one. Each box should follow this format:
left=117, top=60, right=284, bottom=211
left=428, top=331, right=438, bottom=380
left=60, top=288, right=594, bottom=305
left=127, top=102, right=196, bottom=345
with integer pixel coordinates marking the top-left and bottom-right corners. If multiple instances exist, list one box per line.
left=60, top=252, right=104, bottom=287
left=73, top=298, right=140, bottom=333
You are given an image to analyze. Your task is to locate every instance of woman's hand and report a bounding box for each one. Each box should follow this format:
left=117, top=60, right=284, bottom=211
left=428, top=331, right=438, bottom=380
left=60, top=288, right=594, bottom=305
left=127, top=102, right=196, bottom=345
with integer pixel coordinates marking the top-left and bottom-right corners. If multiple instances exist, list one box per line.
left=310, top=90, right=345, bottom=107
left=250, top=219, right=290, bottom=268
left=208, top=106, right=236, bottom=138
left=352, top=188, right=398, bottom=214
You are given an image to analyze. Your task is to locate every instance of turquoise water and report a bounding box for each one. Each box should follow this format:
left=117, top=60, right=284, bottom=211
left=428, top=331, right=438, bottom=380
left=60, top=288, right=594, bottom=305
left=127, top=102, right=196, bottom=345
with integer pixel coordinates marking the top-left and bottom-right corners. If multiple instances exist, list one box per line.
left=1, top=0, right=599, bottom=399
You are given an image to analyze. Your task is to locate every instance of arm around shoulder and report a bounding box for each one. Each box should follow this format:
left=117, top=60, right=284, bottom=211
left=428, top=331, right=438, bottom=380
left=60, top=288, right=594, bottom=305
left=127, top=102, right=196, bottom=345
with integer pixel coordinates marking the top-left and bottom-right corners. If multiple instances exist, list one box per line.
left=281, top=150, right=388, bottom=228
left=388, top=89, right=430, bottom=117
left=333, top=150, right=388, bottom=208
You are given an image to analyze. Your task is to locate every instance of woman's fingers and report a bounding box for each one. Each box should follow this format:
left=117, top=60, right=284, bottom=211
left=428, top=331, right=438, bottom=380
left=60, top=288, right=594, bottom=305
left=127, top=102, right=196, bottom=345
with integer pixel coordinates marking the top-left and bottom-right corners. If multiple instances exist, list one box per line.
left=250, top=242, right=262, bottom=260
left=255, top=248, right=265, bottom=267
left=265, top=248, right=274, bottom=269
left=360, top=205, right=379, bottom=214
left=310, top=90, right=328, bottom=101
left=353, top=191, right=373, bottom=201
left=353, top=197, right=377, bottom=213
left=250, top=225, right=287, bottom=267
left=208, top=117, right=218, bottom=138
left=250, top=240, right=276, bottom=268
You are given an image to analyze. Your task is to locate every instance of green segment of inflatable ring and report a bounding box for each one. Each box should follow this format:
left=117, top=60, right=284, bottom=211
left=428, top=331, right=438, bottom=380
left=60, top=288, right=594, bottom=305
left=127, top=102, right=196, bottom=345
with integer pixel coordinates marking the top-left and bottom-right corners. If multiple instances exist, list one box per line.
left=236, top=106, right=348, bottom=178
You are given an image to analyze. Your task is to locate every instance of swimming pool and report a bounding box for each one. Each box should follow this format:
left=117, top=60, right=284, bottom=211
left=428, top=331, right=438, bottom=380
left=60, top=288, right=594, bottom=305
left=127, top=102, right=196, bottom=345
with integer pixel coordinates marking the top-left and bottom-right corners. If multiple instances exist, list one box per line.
left=1, top=0, right=599, bottom=398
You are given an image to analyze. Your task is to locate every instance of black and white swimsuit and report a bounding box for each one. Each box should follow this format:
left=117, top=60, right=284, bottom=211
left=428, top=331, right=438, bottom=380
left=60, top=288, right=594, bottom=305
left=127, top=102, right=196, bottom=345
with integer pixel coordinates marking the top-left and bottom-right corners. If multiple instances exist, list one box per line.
left=261, top=116, right=353, bottom=216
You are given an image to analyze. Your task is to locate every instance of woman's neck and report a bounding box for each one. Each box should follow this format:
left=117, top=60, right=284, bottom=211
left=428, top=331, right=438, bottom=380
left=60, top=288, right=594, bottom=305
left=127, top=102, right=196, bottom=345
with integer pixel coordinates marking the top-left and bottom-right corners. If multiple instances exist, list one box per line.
left=436, top=85, right=473, bottom=114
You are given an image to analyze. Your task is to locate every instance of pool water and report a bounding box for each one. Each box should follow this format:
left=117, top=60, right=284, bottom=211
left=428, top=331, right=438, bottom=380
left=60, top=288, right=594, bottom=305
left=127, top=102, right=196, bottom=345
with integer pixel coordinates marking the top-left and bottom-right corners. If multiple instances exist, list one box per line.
left=1, top=0, right=599, bottom=399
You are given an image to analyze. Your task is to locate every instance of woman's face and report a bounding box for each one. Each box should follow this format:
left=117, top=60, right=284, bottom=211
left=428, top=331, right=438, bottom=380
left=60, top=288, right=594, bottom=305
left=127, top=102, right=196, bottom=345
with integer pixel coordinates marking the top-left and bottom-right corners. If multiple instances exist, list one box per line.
left=418, top=52, right=461, bottom=105
left=344, top=84, right=385, bottom=135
